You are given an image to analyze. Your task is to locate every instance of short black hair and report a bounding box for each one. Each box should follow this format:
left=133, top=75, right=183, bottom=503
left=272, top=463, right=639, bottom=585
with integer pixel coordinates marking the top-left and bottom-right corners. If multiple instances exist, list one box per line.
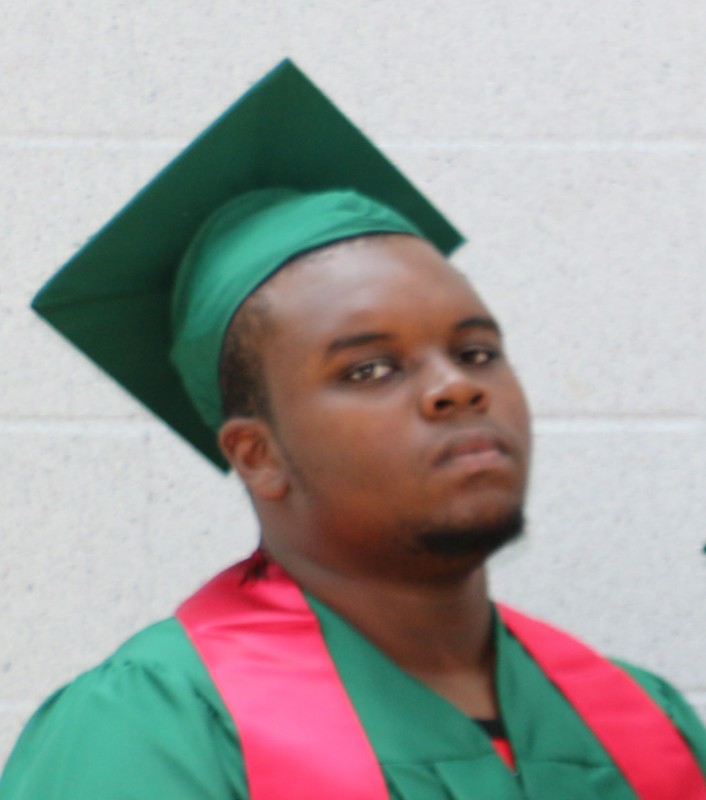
left=218, top=287, right=273, bottom=421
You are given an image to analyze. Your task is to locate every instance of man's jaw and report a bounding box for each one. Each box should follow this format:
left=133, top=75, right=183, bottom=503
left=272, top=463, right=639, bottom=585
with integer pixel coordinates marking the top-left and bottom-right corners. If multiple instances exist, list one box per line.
left=412, top=507, right=526, bottom=559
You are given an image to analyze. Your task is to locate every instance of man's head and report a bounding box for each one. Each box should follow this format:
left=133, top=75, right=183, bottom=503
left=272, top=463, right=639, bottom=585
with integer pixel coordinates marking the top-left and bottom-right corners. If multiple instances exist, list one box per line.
left=217, top=233, right=531, bottom=583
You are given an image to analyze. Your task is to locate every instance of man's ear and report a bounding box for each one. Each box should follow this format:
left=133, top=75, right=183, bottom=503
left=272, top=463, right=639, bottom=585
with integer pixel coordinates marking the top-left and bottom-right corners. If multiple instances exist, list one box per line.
left=218, top=418, right=289, bottom=501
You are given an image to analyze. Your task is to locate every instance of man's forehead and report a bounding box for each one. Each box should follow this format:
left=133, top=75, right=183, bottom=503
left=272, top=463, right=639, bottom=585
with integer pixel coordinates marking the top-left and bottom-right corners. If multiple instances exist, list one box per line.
left=264, top=233, right=465, bottom=291
left=259, top=235, right=492, bottom=338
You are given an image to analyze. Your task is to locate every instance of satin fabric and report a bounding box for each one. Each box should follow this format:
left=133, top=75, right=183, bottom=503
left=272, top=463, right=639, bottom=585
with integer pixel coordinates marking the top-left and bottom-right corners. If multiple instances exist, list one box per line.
left=176, top=561, right=706, bottom=800
left=2, top=601, right=706, bottom=798
left=176, top=558, right=388, bottom=800
left=500, top=605, right=706, bottom=799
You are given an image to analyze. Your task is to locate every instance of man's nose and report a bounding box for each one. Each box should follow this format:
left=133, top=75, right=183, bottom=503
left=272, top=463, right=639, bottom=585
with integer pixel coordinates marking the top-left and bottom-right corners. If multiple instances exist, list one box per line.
left=418, top=357, right=489, bottom=419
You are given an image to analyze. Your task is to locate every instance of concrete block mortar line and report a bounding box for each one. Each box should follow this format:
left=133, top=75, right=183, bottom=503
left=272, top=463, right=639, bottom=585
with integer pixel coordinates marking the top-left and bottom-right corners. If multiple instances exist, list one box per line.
left=0, top=135, right=183, bottom=152
left=533, top=416, right=706, bottom=435
left=383, top=139, right=706, bottom=154
left=0, top=419, right=156, bottom=436
left=2, top=135, right=706, bottom=154
left=0, top=416, right=703, bottom=436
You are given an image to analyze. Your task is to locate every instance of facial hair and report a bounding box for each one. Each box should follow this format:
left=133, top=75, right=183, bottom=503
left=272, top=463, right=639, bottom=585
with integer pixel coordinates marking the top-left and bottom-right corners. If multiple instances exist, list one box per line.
left=412, top=508, right=525, bottom=559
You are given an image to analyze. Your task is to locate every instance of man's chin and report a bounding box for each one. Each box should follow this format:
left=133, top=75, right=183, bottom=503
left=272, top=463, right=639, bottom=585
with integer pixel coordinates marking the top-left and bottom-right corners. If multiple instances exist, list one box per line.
left=413, top=508, right=525, bottom=560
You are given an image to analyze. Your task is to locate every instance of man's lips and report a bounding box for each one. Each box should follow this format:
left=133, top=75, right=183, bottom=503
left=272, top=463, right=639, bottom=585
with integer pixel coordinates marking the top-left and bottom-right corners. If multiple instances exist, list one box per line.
left=433, top=430, right=510, bottom=472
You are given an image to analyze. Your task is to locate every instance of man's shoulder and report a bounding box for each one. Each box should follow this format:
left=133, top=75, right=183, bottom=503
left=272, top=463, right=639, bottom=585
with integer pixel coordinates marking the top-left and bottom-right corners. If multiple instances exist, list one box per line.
left=0, top=618, right=244, bottom=799
left=612, top=658, right=703, bottom=727
left=612, top=658, right=672, bottom=699
left=613, top=658, right=706, bottom=772
left=107, top=616, right=196, bottom=669
left=57, top=617, right=206, bottom=694
left=497, top=605, right=696, bottom=718
left=498, top=605, right=706, bottom=774
left=52, top=616, right=226, bottom=720
left=14, top=616, right=231, bottom=742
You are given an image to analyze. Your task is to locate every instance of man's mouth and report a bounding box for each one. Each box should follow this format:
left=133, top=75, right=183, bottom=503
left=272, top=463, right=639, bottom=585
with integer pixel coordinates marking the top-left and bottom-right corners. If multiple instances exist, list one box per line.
left=433, top=431, right=510, bottom=474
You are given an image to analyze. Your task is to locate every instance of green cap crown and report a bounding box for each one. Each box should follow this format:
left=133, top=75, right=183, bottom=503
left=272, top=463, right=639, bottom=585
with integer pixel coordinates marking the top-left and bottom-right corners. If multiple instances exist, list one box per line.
left=32, top=59, right=464, bottom=471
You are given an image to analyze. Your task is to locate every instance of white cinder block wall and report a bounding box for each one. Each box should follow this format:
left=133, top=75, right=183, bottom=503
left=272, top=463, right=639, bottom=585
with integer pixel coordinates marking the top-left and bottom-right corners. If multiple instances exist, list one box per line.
left=2, top=0, right=705, bottom=765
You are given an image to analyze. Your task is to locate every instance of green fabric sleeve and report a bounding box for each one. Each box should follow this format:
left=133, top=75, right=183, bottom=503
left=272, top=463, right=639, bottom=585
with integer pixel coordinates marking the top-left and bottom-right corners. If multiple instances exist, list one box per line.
left=3, top=613, right=705, bottom=800
left=0, top=619, right=247, bottom=800
left=615, top=660, right=706, bottom=775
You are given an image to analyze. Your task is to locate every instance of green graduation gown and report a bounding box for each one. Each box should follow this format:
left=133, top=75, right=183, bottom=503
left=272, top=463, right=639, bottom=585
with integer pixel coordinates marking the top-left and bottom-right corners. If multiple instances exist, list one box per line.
left=2, top=597, right=706, bottom=799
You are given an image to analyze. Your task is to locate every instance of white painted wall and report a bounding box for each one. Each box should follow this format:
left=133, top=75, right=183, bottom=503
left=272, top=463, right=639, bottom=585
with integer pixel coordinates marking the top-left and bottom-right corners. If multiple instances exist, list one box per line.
left=2, top=0, right=705, bottom=765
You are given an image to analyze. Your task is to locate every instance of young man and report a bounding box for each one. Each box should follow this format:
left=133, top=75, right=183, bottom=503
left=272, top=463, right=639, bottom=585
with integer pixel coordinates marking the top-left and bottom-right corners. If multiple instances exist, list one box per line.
left=2, top=62, right=705, bottom=800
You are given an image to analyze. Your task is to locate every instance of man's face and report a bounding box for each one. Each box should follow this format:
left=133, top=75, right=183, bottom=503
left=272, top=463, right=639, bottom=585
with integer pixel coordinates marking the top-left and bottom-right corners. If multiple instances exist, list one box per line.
left=251, top=235, right=531, bottom=580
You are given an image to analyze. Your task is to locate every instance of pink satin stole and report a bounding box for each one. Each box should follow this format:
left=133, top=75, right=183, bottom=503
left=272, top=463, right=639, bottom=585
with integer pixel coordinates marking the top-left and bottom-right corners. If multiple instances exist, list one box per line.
left=177, top=557, right=706, bottom=800
left=499, top=604, right=706, bottom=800
left=177, top=558, right=388, bottom=800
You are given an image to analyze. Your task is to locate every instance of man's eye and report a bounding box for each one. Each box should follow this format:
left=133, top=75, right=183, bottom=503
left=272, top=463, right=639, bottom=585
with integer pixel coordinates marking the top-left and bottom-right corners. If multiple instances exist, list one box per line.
left=459, top=347, right=499, bottom=366
left=345, top=359, right=395, bottom=382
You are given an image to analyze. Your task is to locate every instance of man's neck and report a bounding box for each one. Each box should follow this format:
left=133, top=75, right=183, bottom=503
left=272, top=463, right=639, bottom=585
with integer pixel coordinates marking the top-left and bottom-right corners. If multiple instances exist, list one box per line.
left=266, top=548, right=499, bottom=719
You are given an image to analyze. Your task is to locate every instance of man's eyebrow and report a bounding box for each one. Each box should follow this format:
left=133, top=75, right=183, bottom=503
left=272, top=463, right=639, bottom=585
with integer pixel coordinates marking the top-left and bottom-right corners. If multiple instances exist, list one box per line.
left=324, top=332, right=393, bottom=360
left=324, top=318, right=502, bottom=360
left=454, top=316, right=503, bottom=337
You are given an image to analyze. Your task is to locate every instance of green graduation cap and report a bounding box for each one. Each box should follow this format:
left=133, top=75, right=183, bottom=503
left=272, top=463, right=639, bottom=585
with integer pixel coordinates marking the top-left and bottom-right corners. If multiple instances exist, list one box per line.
left=32, top=59, right=465, bottom=471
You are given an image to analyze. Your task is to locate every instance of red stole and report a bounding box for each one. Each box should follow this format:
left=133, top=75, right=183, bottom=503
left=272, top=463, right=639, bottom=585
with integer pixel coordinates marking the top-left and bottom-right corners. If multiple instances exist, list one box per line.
left=177, top=557, right=706, bottom=800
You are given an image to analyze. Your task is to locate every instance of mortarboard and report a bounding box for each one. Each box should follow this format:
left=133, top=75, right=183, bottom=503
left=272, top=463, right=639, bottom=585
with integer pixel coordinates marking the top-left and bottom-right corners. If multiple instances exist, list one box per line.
left=31, top=59, right=465, bottom=471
